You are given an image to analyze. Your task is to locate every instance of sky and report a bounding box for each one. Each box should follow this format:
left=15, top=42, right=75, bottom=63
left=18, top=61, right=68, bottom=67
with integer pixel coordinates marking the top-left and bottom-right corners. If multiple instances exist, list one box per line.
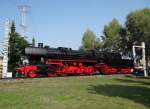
left=0, top=0, right=150, bottom=52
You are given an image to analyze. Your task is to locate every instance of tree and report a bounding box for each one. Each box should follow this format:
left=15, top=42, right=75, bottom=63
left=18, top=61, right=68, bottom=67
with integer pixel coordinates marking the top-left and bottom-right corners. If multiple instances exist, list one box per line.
left=94, top=38, right=102, bottom=50
left=102, top=18, right=122, bottom=51
left=8, top=21, right=29, bottom=76
left=126, top=8, right=150, bottom=51
left=80, top=29, right=101, bottom=51
left=126, top=8, right=150, bottom=69
left=119, top=27, right=129, bottom=51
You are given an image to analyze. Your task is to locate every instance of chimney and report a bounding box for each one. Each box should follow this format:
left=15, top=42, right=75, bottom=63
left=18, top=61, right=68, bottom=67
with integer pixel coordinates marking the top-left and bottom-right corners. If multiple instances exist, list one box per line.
left=38, top=43, right=43, bottom=48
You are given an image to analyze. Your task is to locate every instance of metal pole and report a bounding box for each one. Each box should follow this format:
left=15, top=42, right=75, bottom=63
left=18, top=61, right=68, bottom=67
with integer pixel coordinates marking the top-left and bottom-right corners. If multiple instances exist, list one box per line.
left=18, top=5, right=30, bottom=38
left=142, top=42, right=147, bottom=77
left=132, top=42, right=147, bottom=77
left=132, top=44, right=136, bottom=66
left=2, top=18, right=11, bottom=78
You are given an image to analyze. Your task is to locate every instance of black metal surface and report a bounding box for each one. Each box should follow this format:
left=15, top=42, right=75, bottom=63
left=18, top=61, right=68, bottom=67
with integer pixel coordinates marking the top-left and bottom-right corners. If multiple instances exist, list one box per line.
left=25, top=47, right=133, bottom=67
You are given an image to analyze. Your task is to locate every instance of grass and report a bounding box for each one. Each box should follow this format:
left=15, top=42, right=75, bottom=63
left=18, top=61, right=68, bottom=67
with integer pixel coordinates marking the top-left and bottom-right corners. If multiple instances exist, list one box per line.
left=0, top=75, right=150, bottom=109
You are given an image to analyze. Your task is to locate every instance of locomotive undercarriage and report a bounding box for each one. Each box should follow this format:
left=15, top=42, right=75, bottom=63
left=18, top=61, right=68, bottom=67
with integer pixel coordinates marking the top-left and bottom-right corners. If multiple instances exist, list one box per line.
left=17, top=58, right=133, bottom=78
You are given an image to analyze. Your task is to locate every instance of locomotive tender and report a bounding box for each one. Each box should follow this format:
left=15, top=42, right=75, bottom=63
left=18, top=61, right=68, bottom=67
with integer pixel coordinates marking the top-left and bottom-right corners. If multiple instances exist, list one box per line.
left=17, top=46, right=133, bottom=77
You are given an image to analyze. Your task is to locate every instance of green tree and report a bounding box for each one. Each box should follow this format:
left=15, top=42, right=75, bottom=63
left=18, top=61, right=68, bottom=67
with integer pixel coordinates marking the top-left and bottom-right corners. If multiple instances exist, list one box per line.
left=102, top=18, right=122, bottom=51
left=8, top=21, right=29, bottom=76
left=80, top=29, right=101, bottom=51
left=94, top=38, right=102, bottom=50
left=126, top=8, right=150, bottom=69
left=119, top=28, right=129, bottom=51
left=126, top=8, right=150, bottom=51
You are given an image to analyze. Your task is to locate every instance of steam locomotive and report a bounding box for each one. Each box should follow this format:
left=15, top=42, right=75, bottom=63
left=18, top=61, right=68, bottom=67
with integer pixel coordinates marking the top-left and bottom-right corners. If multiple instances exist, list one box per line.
left=17, top=45, right=133, bottom=77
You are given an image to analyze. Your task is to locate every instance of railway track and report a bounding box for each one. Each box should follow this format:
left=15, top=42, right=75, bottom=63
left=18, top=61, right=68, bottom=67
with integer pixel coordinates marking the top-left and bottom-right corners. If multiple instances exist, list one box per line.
left=0, top=74, right=132, bottom=82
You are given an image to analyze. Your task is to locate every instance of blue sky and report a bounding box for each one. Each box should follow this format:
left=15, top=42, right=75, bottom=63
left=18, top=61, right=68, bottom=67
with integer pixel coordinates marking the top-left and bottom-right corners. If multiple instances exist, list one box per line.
left=0, top=0, right=150, bottom=51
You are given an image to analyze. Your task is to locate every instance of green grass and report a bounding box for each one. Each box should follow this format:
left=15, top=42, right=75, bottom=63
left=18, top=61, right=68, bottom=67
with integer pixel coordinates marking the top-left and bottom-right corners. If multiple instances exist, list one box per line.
left=0, top=75, right=150, bottom=109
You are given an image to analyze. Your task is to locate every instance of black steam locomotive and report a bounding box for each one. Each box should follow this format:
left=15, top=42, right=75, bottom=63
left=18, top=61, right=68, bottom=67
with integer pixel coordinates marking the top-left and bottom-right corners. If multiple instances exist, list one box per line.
left=17, top=46, right=133, bottom=77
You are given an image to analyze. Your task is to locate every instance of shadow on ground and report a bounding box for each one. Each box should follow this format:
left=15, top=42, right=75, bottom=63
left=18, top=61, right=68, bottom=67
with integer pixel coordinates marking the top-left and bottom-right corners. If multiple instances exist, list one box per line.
left=88, top=84, right=150, bottom=108
left=114, top=78, right=150, bottom=85
left=125, top=75, right=150, bottom=79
